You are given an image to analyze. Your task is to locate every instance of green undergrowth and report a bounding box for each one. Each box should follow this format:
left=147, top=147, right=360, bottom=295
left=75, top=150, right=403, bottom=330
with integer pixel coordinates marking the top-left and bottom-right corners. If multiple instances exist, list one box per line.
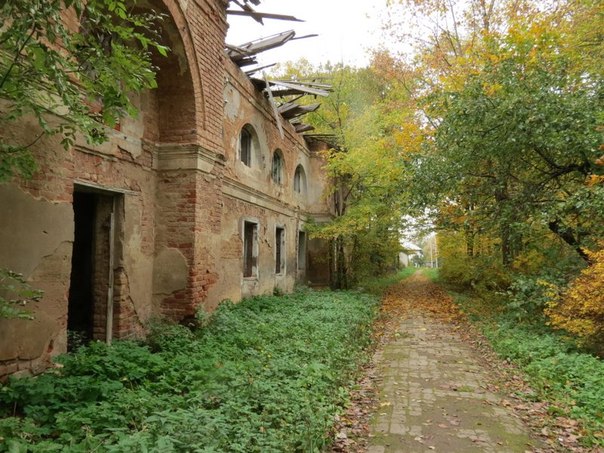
left=420, top=267, right=439, bottom=282
left=451, top=289, right=604, bottom=446
left=0, top=288, right=378, bottom=452
left=358, top=267, right=417, bottom=295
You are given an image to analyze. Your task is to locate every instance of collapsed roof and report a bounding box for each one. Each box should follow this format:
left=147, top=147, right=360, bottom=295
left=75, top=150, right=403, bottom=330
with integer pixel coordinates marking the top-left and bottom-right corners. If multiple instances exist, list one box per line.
left=225, top=0, right=336, bottom=142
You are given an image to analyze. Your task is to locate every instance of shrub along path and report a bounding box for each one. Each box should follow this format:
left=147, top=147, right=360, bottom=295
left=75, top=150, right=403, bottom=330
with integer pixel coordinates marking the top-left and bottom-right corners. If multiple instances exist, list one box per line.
left=364, top=272, right=549, bottom=453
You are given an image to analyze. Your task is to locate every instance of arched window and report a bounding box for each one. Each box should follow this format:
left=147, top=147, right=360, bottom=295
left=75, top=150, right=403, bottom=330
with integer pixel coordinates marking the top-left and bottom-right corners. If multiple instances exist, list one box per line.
left=293, top=164, right=307, bottom=194
left=239, top=124, right=257, bottom=166
left=271, top=149, right=284, bottom=184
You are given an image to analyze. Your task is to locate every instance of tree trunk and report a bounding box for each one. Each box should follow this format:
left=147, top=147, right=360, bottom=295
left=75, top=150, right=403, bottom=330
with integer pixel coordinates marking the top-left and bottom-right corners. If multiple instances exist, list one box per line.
left=332, top=235, right=348, bottom=289
left=548, top=220, right=591, bottom=264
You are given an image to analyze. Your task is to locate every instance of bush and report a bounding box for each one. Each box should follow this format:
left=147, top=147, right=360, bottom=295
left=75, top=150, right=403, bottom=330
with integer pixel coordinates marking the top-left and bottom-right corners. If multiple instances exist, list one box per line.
left=453, top=291, right=604, bottom=446
left=440, top=253, right=510, bottom=293
left=505, top=274, right=562, bottom=322
left=546, top=246, right=604, bottom=354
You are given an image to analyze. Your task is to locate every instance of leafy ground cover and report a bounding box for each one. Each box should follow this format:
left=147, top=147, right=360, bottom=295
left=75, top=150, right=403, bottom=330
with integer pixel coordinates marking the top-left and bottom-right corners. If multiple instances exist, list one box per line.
left=0, top=289, right=378, bottom=452
left=447, top=284, right=604, bottom=447
left=357, top=267, right=416, bottom=295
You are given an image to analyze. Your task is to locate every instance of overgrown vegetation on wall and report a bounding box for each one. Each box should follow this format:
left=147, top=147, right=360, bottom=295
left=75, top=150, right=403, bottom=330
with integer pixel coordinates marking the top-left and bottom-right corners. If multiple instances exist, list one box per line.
left=0, top=0, right=166, bottom=181
left=0, top=289, right=377, bottom=451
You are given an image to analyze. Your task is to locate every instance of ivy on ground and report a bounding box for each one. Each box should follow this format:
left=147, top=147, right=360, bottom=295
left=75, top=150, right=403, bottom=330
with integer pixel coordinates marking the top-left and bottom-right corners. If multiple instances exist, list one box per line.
left=0, top=289, right=377, bottom=452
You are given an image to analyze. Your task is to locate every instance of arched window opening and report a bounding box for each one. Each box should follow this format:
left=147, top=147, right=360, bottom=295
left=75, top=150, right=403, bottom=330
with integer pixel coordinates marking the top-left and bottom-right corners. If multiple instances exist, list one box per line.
left=271, top=149, right=284, bottom=184
left=293, top=164, right=307, bottom=194
left=239, top=124, right=257, bottom=166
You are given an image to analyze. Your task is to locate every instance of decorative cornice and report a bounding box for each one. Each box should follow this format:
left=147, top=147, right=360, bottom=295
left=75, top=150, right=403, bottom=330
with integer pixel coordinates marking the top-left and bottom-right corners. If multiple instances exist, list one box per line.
left=155, top=143, right=225, bottom=172
left=222, top=177, right=303, bottom=217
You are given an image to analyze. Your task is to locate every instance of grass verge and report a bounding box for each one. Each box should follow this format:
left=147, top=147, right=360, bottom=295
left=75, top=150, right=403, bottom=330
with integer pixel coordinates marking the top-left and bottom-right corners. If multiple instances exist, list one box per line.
left=357, top=267, right=417, bottom=295
left=0, top=288, right=378, bottom=452
left=450, top=288, right=604, bottom=446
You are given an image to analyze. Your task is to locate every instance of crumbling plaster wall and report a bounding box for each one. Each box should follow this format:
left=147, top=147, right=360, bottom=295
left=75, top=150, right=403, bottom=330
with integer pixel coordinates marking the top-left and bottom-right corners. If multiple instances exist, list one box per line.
left=210, top=60, right=333, bottom=301
left=0, top=106, right=160, bottom=376
left=0, top=0, right=335, bottom=378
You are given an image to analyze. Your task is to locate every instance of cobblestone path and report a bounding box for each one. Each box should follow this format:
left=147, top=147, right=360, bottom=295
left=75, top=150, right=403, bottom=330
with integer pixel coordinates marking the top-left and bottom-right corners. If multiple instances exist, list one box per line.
left=367, top=274, right=541, bottom=453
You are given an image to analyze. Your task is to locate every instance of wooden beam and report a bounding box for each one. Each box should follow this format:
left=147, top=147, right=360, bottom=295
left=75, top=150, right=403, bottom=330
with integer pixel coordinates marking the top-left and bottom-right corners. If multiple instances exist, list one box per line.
left=226, top=10, right=304, bottom=22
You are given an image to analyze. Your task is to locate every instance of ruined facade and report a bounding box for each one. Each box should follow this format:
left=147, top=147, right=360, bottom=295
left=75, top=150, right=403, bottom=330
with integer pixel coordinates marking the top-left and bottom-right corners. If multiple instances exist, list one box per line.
left=0, top=0, right=333, bottom=378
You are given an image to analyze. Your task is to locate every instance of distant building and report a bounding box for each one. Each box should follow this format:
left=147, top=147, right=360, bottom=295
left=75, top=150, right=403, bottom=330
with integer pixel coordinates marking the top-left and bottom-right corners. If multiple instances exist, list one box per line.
left=399, top=242, right=423, bottom=267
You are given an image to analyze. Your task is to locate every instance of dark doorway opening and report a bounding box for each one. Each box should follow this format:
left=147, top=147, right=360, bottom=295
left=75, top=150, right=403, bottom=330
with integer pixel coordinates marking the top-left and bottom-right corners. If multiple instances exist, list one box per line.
left=68, top=192, right=96, bottom=349
left=68, top=189, right=119, bottom=351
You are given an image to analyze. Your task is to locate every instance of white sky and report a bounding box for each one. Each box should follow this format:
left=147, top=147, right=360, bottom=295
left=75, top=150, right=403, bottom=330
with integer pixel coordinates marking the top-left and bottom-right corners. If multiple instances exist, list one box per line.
left=226, top=0, right=391, bottom=69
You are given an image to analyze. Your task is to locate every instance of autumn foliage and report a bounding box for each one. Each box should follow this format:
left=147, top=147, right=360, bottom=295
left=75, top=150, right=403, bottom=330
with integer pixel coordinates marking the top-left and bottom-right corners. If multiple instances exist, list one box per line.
left=547, top=245, right=604, bottom=354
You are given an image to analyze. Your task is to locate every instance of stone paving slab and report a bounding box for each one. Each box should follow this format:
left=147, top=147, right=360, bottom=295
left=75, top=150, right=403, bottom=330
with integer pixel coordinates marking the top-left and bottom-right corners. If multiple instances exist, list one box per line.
left=368, top=315, right=540, bottom=453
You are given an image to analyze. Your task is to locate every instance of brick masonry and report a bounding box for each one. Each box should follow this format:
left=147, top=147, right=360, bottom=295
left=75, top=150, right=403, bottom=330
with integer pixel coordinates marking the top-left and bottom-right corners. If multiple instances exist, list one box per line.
left=0, top=0, right=333, bottom=378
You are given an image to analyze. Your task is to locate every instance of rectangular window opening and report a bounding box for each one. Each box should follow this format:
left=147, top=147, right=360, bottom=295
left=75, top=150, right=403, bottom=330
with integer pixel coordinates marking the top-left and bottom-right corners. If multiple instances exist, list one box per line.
left=297, top=230, right=307, bottom=271
left=275, top=227, right=285, bottom=274
left=243, top=221, right=258, bottom=278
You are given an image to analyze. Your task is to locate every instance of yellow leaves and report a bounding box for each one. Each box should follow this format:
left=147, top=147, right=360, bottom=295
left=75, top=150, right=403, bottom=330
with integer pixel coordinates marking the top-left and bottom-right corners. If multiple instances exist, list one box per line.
left=482, top=82, right=503, bottom=97
left=486, top=53, right=501, bottom=64
left=511, top=249, right=545, bottom=274
left=586, top=175, right=604, bottom=187
left=546, top=245, right=604, bottom=349
left=393, top=121, right=424, bottom=154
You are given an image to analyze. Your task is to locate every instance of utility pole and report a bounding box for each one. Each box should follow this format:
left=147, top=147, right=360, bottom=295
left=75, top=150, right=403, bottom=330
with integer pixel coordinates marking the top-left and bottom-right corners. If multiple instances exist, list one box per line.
left=434, top=234, right=439, bottom=268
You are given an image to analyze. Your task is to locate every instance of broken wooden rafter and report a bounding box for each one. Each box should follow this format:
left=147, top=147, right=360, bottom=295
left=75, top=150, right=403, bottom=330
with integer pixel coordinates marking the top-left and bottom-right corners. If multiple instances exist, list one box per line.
left=264, top=72, right=284, bottom=139
left=226, top=30, right=297, bottom=66
left=267, top=80, right=331, bottom=97
left=225, top=10, right=304, bottom=23
left=278, top=102, right=321, bottom=119
left=228, top=0, right=264, bottom=24
left=294, top=123, right=315, bottom=133
left=245, top=63, right=277, bottom=76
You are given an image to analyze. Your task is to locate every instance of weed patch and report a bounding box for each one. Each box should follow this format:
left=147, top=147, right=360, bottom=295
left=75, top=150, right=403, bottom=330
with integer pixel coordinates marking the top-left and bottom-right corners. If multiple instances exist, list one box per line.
left=0, top=289, right=377, bottom=452
left=358, top=267, right=417, bottom=295
left=452, top=292, right=604, bottom=446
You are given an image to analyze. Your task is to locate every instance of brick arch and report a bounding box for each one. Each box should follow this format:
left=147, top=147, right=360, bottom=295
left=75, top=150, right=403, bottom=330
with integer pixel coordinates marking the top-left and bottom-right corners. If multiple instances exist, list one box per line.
left=140, top=0, right=205, bottom=143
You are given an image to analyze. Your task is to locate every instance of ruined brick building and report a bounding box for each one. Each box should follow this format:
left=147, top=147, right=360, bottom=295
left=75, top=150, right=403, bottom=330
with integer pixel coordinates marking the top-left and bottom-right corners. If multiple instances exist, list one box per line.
left=0, top=0, right=333, bottom=377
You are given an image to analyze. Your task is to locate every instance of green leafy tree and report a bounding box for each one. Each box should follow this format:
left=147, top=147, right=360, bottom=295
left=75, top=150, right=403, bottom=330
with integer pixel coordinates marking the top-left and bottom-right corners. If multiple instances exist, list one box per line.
left=419, top=28, right=604, bottom=266
left=277, top=58, right=419, bottom=287
left=0, top=0, right=168, bottom=181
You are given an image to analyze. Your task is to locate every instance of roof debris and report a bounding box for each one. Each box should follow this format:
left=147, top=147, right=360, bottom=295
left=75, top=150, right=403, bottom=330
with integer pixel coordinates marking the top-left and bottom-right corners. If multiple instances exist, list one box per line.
left=227, top=30, right=297, bottom=66
left=226, top=0, right=333, bottom=137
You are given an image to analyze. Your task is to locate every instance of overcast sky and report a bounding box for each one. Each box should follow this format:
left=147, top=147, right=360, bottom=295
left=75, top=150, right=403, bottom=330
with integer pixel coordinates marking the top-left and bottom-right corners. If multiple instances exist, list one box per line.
left=226, top=0, right=391, bottom=69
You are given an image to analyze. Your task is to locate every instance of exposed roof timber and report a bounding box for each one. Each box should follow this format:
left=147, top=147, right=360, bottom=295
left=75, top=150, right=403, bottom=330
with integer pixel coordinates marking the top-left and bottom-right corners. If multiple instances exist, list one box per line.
left=264, top=73, right=285, bottom=139
left=235, top=57, right=258, bottom=67
left=226, top=30, right=296, bottom=63
left=294, top=123, right=315, bottom=133
left=303, top=133, right=341, bottom=148
left=245, top=63, right=277, bottom=76
left=230, top=1, right=263, bottom=24
left=267, top=88, right=318, bottom=97
left=278, top=102, right=321, bottom=119
left=226, top=10, right=304, bottom=23
left=289, top=118, right=315, bottom=132
left=230, top=0, right=260, bottom=5
left=250, top=78, right=332, bottom=99
left=225, top=44, right=248, bottom=58
left=268, top=81, right=332, bottom=97
left=292, top=34, right=319, bottom=41
left=267, top=80, right=331, bottom=97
